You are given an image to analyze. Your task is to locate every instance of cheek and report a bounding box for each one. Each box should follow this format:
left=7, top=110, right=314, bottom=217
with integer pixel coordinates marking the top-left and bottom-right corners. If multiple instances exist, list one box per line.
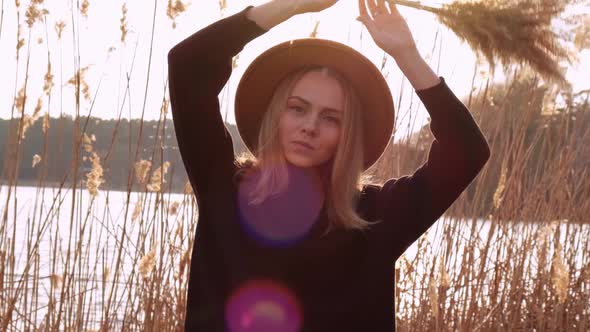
left=278, top=115, right=297, bottom=150
left=323, top=127, right=341, bottom=151
left=279, top=114, right=289, bottom=142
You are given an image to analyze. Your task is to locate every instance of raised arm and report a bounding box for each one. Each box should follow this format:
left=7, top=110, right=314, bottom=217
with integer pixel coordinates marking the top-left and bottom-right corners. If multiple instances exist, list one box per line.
left=377, top=73, right=490, bottom=257
left=357, top=0, right=490, bottom=256
left=167, top=0, right=341, bottom=203
left=381, top=56, right=490, bottom=255
left=167, top=6, right=269, bottom=202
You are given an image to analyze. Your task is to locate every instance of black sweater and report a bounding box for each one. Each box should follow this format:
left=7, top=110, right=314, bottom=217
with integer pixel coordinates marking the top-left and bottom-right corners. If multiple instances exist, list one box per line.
left=167, top=5, right=490, bottom=332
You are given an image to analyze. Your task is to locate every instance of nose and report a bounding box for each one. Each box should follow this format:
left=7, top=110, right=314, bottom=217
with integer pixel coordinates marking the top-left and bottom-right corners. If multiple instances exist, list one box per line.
left=301, top=113, right=319, bottom=136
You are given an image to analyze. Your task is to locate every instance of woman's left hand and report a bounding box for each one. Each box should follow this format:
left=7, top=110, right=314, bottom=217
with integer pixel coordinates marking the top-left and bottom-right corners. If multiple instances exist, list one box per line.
left=357, top=0, right=419, bottom=61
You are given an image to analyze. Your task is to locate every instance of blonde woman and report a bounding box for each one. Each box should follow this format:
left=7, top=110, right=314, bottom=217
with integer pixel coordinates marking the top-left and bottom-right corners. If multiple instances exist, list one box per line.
left=167, top=0, right=490, bottom=330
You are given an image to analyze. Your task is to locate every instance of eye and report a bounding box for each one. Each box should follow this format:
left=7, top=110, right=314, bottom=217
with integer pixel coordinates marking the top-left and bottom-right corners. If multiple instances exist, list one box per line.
left=324, top=115, right=341, bottom=124
left=288, top=105, right=304, bottom=113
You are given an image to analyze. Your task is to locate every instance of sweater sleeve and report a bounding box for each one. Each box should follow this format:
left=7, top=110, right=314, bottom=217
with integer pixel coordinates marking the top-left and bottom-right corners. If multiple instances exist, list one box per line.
left=167, top=6, right=267, bottom=201
left=376, top=77, right=490, bottom=257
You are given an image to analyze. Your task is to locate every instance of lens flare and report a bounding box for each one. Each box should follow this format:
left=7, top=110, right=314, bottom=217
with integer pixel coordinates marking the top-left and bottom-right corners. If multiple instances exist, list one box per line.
left=237, top=163, right=323, bottom=247
left=226, top=279, right=302, bottom=332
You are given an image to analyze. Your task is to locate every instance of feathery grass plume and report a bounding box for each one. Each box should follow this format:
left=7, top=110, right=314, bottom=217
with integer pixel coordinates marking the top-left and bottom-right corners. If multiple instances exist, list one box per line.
left=66, top=65, right=92, bottom=102
left=55, top=20, right=65, bottom=39
left=83, top=133, right=93, bottom=152
left=134, top=159, right=152, bottom=184
left=573, top=15, right=590, bottom=50
left=49, top=273, right=63, bottom=289
left=120, top=3, right=128, bottom=43
left=25, top=2, right=40, bottom=27
left=175, top=222, right=183, bottom=239
left=551, top=243, right=569, bottom=303
left=169, top=201, right=180, bottom=215
left=147, top=161, right=171, bottom=192
left=42, top=112, right=49, bottom=133
left=179, top=248, right=191, bottom=278
left=428, top=277, right=438, bottom=319
left=160, top=97, right=169, bottom=116
left=184, top=180, right=193, bottom=194
left=33, top=96, right=42, bottom=117
left=25, top=1, right=48, bottom=28
left=131, top=197, right=142, bottom=221
left=21, top=97, right=43, bottom=139
left=21, top=115, right=32, bottom=138
left=537, top=222, right=554, bottom=244
left=536, top=222, right=554, bottom=274
left=16, top=24, right=25, bottom=54
left=389, top=0, right=574, bottom=84
left=43, top=62, right=54, bottom=96
left=15, top=85, right=26, bottom=110
left=80, top=0, right=89, bottom=18
left=138, top=248, right=156, bottom=278
left=32, top=154, right=41, bottom=167
left=86, top=152, right=104, bottom=196
left=493, top=158, right=508, bottom=209
left=167, top=0, right=189, bottom=29
left=219, top=0, right=226, bottom=12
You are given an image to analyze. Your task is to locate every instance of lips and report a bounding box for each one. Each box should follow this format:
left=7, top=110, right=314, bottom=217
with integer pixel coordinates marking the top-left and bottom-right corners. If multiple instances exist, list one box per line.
left=292, top=141, right=314, bottom=150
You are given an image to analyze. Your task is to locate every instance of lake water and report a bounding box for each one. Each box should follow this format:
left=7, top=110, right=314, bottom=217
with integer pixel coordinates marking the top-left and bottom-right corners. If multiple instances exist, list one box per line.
left=1, top=184, right=587, bottom=329
left=0, top=184, right=192, bottom=329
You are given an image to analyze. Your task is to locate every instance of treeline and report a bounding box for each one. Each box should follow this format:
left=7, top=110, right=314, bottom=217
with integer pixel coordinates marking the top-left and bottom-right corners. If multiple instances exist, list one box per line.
left=0, top=116, right=248, bottom=193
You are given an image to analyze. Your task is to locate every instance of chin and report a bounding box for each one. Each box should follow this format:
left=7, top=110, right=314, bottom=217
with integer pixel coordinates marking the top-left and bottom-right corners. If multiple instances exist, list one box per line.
left=284, top=154, right=319, bottom=169
left=285, top=159, right=316, bottom=169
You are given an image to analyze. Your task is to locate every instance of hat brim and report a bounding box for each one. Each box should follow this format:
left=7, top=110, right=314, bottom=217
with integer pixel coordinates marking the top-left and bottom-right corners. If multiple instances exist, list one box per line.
left=235, top=38, right=395, bottom=171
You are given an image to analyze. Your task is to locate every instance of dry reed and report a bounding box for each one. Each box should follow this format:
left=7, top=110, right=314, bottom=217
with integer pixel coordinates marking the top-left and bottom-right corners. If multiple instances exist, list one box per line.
left=389, top=0, right=576, bottom=85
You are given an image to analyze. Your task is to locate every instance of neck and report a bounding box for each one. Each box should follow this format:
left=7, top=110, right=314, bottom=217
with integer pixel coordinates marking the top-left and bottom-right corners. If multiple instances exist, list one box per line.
left=289, top=162, right=332, bottom=201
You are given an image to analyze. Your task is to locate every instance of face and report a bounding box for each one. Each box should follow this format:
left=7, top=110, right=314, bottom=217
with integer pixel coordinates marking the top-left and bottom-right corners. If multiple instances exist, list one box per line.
left=278, top=70, right=345, bottom=171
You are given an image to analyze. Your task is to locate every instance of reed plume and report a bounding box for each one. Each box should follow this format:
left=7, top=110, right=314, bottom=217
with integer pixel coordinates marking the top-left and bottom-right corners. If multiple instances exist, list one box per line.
left=389, top=0, right=575, bottom=84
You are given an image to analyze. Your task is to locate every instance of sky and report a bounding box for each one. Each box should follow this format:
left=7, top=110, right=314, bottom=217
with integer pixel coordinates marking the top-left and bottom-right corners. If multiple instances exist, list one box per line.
left=0, top=0, right=589, bottom=141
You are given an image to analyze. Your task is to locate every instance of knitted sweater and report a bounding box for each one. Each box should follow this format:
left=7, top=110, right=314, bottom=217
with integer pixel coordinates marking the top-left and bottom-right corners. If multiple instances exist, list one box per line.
left=167, top=5, right=490, bottom=331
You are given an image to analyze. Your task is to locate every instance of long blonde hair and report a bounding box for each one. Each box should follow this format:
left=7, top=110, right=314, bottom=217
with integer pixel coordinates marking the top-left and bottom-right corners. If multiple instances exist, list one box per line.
left=234, top=65, right=379, bottom=234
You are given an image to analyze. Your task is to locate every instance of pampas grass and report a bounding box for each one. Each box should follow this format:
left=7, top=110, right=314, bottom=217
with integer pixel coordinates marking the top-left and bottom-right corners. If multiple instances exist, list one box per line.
left=389, top=0, right=575, bottom=85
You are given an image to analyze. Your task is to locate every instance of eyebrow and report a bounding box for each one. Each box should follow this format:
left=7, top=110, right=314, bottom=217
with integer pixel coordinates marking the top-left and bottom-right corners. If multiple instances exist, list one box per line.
left=288, top=96, right=342, bottom=114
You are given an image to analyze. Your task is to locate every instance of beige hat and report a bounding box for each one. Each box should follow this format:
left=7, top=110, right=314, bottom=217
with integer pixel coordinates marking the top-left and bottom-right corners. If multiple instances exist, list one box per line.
left=235, top=38, right=395, bottom=170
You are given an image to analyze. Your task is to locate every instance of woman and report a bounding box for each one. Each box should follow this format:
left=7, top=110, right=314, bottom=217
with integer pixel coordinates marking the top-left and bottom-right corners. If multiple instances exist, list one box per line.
left=167, top=0, right=490, bottom=330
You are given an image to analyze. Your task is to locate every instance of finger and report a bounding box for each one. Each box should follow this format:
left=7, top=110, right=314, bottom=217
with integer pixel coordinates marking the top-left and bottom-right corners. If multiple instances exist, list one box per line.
left=358, top=0, right=370, bottom=19
left=366, top=0, right=379, bottom=18
left=388, top=2, right=401, bottom=16
left=377, top=0, right=389, bottom=15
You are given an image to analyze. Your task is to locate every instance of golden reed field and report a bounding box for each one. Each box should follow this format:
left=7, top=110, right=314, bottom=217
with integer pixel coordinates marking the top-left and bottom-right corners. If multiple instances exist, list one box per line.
left=0, top=0, right=589, bottom=331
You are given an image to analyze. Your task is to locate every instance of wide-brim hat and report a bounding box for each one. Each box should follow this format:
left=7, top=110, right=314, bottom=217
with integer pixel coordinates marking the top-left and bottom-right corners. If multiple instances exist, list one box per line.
left=235, top=38, right=395, bottom=171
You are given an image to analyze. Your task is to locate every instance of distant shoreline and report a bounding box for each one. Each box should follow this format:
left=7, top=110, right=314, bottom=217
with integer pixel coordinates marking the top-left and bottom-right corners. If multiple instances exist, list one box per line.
left=0, top=180, right=188, bottom=195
